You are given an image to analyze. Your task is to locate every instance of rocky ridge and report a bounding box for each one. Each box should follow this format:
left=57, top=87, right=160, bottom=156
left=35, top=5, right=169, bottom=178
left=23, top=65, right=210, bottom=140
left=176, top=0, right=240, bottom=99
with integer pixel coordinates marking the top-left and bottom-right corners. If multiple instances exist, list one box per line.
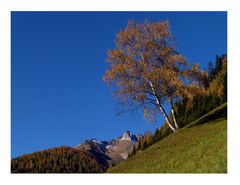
left=75, top=131, right=140, bottom=167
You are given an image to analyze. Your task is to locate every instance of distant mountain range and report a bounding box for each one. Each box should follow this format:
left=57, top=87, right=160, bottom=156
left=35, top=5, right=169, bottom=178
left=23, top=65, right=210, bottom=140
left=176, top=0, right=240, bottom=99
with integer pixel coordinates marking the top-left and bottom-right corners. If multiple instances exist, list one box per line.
left=75, top=131, right=140, bottom=168
left=11, top=131, right=141, bottom=173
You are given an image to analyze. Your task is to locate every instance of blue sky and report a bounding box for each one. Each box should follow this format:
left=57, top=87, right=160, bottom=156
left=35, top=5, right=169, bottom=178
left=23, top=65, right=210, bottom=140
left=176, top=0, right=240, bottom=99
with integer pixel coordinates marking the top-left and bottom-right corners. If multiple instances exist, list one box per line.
left=11, top=12, right=227, bottom=158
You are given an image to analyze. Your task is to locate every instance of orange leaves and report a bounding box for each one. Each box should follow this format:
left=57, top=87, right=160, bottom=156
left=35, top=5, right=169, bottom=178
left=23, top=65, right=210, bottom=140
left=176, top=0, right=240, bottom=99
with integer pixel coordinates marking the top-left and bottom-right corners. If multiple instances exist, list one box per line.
left=104, top=19, right=192, bottom=103
left=192, top=63, right=200, bottom=72
left=143, top=106, right=157, bottom=124
left=135, top=93, right=146, bottom=102
left=102, top=70, right=111, bottom=82
left=167, top=54, right=188, bottom=67
left=103, top=19, right=208, bottom=129
left=207, top=77, right=224, bottom=98
left=115, top=20, right=174, bottom=59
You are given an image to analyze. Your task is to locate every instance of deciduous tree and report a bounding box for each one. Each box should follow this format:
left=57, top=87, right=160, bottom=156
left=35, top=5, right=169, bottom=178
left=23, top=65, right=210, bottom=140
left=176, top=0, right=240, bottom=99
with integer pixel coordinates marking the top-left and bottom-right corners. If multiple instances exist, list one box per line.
left=103, top=20, right=204, bottom=132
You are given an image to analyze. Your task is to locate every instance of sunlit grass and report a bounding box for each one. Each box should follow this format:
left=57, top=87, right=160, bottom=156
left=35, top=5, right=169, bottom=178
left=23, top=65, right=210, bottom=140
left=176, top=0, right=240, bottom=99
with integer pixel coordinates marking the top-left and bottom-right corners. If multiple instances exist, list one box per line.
left=108, top=118, right=227, bottom=173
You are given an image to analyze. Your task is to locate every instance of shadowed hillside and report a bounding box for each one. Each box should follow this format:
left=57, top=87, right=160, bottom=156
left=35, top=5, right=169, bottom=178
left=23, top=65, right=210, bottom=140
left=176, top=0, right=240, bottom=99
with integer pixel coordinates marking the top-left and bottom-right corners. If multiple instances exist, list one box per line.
left=11, top=146, right=106, bottom=173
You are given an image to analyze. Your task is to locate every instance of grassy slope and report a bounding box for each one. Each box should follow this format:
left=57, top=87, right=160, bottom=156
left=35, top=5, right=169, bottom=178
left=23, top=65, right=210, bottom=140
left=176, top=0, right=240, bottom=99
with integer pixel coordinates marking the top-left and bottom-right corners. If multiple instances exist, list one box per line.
left=108, top=105, right=227, bottom=173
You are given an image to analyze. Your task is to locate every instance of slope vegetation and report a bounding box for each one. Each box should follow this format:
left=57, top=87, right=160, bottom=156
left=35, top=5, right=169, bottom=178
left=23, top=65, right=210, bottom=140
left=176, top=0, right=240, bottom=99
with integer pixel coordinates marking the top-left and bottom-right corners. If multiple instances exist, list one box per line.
left=108, top=104, right=227, bottom=173
left=11, top=146, right=106, bottom=173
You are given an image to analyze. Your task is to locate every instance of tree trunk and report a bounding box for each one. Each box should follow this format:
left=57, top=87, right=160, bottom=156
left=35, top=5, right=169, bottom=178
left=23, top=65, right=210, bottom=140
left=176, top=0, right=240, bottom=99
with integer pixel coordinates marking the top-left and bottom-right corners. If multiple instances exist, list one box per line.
left=149, top=81, right=176, bottom=132
left=158, top=104, right=176, bottom=132
left=171, top=108, right=178, bottom=129
left=140, top=56, right=176, bottom=133
left=169, top=100, right=179, bottom=129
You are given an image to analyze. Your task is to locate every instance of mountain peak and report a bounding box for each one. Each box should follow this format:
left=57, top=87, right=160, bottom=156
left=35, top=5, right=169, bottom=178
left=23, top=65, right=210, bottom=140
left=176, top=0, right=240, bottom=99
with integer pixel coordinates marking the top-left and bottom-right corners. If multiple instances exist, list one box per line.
left=75, top=130, right=140, bottom=166
left=121, top=131, right=131, bottom=141
left=121, top=131, right=138, bottom=142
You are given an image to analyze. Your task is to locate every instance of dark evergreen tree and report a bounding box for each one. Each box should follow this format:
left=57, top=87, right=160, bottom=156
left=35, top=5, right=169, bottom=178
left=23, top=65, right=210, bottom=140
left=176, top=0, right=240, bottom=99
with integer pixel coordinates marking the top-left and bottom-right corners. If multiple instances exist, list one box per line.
left=215, top=55, right=223, bottom=75
left=207, top=61, right=215, bottom=81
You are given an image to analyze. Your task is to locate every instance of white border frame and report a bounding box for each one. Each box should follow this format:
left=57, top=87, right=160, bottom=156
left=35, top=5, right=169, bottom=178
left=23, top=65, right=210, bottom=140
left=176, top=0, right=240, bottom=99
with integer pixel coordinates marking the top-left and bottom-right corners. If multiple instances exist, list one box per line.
left=1, top=0, right=240, bottom=185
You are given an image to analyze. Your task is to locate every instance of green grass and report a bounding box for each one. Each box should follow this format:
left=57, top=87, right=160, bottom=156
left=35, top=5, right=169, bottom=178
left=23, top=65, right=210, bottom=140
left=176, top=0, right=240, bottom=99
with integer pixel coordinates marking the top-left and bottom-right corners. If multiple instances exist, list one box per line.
left=107, top=106, right=227, bottom=173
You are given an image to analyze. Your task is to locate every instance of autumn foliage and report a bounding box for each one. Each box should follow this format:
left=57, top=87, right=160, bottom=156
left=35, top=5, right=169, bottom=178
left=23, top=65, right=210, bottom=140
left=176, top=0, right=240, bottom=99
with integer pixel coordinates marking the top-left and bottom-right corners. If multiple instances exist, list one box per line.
left=11, top=146, right=106, bottom=173
left=174, top=55, right=227, bottom=127
left=103, top=20, right=205, bottom=132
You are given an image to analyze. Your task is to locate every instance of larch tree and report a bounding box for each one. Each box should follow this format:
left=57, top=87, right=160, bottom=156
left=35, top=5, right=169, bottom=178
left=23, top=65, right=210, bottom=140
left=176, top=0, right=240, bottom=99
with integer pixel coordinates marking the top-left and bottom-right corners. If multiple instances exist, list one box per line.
left=103, top=20, right=204, bottom=133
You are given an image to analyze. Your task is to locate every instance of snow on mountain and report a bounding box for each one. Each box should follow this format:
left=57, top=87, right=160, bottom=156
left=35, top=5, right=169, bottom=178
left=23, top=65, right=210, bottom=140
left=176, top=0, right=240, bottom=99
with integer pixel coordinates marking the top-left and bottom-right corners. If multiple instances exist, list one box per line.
left=120, top=131, right=138, bottom=142
left=75, top=131, right=141, bottom=167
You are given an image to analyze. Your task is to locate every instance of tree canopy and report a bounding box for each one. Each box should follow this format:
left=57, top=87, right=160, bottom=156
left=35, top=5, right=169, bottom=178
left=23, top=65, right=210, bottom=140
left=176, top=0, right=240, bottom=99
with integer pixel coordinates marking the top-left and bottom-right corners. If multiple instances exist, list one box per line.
left=103, top=20, right=204, bottom=132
